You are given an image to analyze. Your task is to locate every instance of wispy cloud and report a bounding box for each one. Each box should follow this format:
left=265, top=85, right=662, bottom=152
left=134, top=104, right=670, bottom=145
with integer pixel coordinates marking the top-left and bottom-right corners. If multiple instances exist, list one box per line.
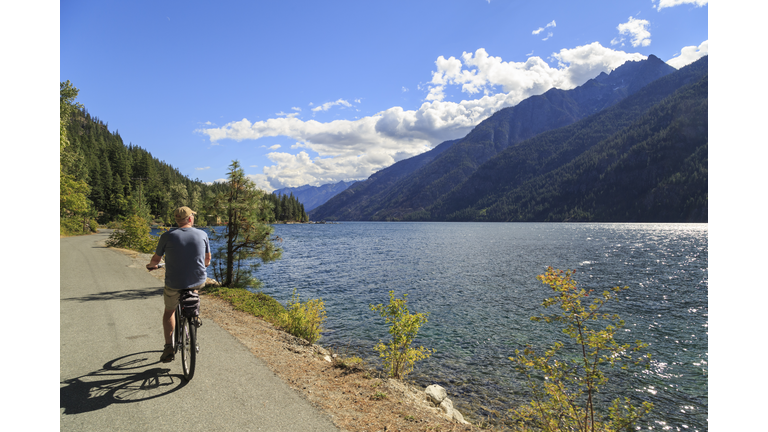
left=198, top=42, right=648, bottom=191
left=195, top=166, right=210, bottom=171
left=653, top=0, right=708, bottom=11
left=532, top=20, right=556, bottom=35
left=614, top=17, right=651, bottom=47
left=311, top=99, right=353, bottom=112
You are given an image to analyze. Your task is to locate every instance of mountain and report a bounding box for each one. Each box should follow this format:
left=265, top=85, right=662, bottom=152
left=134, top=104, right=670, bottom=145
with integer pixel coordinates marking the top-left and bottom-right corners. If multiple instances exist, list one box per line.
left=431, top=56, right=708, bottom=222
left=310, top=55, right=678, bottom=221
left=273, top=181, right=357, bottom=211
left=308, top=137, right=460, bottom=220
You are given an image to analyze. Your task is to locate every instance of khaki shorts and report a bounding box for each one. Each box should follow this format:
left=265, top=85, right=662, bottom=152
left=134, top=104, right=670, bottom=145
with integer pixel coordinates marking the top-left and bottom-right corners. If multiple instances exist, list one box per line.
left=163, top=283, right=205, bottom=310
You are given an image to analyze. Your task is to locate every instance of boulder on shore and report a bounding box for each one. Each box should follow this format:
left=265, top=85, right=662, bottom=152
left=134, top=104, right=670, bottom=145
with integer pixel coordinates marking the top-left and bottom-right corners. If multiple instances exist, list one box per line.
left=424, top=384, right=469, bottom=425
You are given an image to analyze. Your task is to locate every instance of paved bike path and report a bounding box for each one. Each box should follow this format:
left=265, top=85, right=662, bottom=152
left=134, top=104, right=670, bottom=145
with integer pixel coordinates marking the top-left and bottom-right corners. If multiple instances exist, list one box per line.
left=60, top=231, right=341, bottom=431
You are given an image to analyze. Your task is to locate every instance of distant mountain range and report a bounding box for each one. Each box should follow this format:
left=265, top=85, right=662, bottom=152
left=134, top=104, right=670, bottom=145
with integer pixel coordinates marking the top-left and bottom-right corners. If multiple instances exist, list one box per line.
left=273, top=181, right=357, bottom=211
left=306, top=55, right=707, bottom=223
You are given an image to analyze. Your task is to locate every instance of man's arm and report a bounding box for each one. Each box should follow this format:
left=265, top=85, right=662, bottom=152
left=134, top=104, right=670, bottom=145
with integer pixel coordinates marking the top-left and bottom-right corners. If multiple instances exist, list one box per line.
left=205, top=253, right=211, bottom=267
left=146, top=254, right=163, bottom=270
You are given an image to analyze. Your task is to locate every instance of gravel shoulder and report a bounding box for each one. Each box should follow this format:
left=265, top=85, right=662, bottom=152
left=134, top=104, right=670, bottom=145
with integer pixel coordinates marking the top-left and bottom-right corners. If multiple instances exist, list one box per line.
left=120, top=247, right=476, bottom=432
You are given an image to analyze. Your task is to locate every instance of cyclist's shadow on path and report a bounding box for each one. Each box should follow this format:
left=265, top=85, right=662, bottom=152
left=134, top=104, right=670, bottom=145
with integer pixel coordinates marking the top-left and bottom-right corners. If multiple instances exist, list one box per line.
left=61, top=351, right=187, bottom=415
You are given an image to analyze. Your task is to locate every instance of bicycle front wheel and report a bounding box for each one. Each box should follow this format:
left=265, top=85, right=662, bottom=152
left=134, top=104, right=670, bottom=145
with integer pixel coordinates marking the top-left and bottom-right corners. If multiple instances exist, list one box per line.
left=180, top=317, right=197, bottom=381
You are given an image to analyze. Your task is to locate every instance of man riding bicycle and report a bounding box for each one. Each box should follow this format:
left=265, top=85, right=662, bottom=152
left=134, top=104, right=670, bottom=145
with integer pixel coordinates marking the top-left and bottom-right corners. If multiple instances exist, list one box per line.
left=146, top=206, right=211, bottom=363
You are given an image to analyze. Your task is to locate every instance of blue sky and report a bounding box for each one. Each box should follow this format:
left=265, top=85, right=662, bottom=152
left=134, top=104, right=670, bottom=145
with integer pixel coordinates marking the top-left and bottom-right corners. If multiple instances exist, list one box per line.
left=58, top=0, right=707, bottom=191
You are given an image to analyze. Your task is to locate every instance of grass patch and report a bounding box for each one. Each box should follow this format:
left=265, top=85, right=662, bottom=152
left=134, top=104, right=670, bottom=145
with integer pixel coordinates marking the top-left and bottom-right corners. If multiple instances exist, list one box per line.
left=370, top=391, right=388, bottom=401
left=333, top=354, right=364, bottom=370
left=203, top=286, right=287, bottom=328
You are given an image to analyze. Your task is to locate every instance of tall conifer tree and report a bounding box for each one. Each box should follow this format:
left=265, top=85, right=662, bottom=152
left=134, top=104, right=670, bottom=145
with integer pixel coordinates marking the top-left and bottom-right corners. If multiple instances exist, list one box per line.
left=206, top=160, right=282, bottom=288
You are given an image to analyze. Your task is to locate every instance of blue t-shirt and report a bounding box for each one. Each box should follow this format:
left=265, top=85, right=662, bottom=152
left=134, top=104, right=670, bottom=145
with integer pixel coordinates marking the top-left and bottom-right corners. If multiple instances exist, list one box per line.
left=155, top=227, right=211, bottom=289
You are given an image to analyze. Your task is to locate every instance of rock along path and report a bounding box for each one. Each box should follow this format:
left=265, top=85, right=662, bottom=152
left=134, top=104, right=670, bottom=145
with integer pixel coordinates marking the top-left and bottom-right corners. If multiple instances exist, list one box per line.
left=60, top=231, right=341, bottom=432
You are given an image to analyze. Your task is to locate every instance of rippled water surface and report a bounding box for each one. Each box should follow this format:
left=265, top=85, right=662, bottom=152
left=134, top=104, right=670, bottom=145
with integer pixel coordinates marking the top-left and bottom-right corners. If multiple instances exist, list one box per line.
left=207, top=222, right=708, bottom=430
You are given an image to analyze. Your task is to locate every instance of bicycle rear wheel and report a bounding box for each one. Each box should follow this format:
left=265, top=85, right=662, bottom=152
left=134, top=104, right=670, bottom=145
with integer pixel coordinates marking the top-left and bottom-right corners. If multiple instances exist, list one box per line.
left=180, top=317, right=197, bottom=381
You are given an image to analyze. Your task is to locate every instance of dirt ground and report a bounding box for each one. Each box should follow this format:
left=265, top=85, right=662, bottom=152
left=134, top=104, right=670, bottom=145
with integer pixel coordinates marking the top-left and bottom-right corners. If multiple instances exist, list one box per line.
left=120, top=247, right=478, bottom=432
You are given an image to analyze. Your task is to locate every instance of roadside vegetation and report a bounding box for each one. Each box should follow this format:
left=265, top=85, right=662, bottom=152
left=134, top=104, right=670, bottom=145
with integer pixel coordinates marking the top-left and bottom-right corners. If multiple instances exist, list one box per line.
left=370, top=291, right=433, bottom=379
left=202, top=285, right=327, bottom=345
left=507, top=267, right=653, bottom=432
left=104, top=214, right=161, bottom=253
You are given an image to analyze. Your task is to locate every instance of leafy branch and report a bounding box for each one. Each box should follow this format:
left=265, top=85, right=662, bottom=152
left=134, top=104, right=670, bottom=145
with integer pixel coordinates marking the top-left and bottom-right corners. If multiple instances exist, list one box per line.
left=508, top=267, right=653, bottom=432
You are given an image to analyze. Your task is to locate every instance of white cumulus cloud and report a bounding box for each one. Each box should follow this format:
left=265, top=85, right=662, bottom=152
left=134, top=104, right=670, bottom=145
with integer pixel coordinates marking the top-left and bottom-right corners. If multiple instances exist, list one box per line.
left=427, top=43, right=645, bottom=103
left=198, top=42, right=647, bottom=192
left=654, top=0, right=708, bottom=11
left=616, top=17, right=651, bottom=47
left=666, top=40, right=708, bottom=69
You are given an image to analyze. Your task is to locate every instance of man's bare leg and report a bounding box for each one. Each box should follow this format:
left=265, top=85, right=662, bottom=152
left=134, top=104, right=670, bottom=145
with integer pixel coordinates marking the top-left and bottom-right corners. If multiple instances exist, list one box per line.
left=163, top=308, right=175, bottom=345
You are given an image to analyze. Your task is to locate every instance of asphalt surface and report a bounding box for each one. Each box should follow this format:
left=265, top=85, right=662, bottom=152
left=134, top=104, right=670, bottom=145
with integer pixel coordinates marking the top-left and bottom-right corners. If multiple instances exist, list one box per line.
left=60, top=231, right=341, bottom=431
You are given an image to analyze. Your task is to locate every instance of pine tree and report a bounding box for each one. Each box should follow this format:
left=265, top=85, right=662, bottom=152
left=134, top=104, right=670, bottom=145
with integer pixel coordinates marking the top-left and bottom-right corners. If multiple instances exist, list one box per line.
left=206, top=160, right=282, bottom=288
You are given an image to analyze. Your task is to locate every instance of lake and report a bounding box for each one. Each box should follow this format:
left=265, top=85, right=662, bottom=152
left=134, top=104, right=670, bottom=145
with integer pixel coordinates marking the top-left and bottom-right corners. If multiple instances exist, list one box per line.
left=200, top=222, right=708, bottom=430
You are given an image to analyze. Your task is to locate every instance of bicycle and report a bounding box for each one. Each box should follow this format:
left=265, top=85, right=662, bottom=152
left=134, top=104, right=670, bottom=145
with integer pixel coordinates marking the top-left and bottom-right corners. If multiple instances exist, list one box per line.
left=174, top=291, right=201, bottom=381
left=152, top=263, right=201, bottom=381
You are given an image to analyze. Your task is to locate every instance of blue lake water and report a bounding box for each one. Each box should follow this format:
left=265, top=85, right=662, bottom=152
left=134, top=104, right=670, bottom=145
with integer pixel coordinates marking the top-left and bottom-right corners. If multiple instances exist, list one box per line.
left=189, top=222, right=708, bottom=431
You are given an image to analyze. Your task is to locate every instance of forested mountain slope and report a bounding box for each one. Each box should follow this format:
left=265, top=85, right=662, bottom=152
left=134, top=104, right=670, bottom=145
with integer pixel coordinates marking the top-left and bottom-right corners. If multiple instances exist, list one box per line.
left=432, top=56, right=707, bottom=222
left=310, top=55, right=677, bottom=221
left=65, top=109, right=212, bottom=224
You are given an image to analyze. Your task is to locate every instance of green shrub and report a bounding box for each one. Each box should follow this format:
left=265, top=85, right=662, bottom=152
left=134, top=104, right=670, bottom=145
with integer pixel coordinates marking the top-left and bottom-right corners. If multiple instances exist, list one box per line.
left=281, top=289, right=327, bottom=344
left=105, top=214, right=158, bottom=253
left=370, top=291, right=433, bottom=379
left=60, top=216, right=98, bottom=236
left=106, top=220, right=122, bottom=229
left=204, top=286, right=327, bottom=345
left=508, top=267, right=653, bottom=432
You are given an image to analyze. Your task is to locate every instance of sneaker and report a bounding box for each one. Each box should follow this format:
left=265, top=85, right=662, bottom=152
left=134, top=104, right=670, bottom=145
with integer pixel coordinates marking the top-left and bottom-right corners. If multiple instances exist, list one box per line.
left=160, top=344, right=175, bottom=363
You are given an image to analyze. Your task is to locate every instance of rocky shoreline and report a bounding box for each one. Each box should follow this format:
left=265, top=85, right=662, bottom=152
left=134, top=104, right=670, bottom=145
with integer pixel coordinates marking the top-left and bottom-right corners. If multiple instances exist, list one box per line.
left=115, top=246, right=475, bottom=431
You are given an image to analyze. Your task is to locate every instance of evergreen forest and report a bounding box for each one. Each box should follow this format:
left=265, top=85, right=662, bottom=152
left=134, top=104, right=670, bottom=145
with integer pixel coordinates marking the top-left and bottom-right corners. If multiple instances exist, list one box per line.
left=59, top=81, right=307, bottom=236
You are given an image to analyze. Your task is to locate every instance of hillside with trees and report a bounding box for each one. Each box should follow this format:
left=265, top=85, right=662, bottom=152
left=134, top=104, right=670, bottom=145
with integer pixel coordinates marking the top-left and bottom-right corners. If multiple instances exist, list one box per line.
left=59, top=81, right=306, bottom=236
left=434, top=63, right=707, bottom=222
